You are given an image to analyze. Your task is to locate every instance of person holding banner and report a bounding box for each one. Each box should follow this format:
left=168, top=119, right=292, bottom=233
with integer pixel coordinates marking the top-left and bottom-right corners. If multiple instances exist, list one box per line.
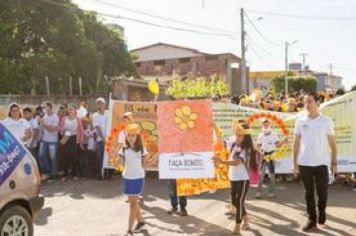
left=213, top=123, right=257, bottom=235
left=293, top=92, right=338, bottom=232
left=256, top=118, right=287, bottom=198
left=167, top=179, right=188, bottom=216
left=117, top=123, right=148, bottom=235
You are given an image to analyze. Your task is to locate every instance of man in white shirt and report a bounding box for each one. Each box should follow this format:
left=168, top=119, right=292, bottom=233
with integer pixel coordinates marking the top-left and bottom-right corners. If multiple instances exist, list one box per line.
left=92, top=98, right=109, bottom=179
left=23, top=107, right=40, bottom=161
left=38, top=102, right=59, bottom=180
left=293, top=92, right=337, bottom=232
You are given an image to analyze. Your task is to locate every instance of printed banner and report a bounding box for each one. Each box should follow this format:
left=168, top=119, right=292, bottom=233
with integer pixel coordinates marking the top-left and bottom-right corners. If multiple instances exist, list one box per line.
left=103, top=92, right=356, bottom=194
left=0, top=123, right=27, bottom=186
left=213, top=103, right=294, bottom=174
left=103, top=100, right=159, bottom=170
left=157, top=100, right=214, bottom=179
left=177, top=91, right=356, bottom=196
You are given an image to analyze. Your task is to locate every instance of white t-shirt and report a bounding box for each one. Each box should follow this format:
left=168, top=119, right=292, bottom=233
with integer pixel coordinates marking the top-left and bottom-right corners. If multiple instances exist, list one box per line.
left=2, top=117, right=30, bottom=143
left=226, top=141, right=249, bottom=181
left=257, top=131, right=279, bottom=153
left=26, top=118, right=39, bottom=148
left=92, top=110, right=108, bottom=142
left=119, top=147, right=148, bottom=179
left=84, top=128, right=96, bottom=151
left=77, top=106, right=88, bottom=119
left=294, top=113, right=334, bottom=167
left=42, top=113, right=59, bottom=142
left=63, top=117, right=77, bottom=136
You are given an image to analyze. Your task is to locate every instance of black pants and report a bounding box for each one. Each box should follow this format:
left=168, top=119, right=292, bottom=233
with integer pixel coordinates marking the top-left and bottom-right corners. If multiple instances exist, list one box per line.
left=63, top=136, right=79, bottom=177
left=231, top=180, right=249, bottom=224
left=85, top=149, right=97, bottom=178
left=168, top=179, right=187, bottom=210
left=299, top=165, right=328, bottom=224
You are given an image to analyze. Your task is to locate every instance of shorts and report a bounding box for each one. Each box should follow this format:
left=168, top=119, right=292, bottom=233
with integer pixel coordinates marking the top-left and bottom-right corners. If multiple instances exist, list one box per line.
left=123, top=178, right=144, bottom=195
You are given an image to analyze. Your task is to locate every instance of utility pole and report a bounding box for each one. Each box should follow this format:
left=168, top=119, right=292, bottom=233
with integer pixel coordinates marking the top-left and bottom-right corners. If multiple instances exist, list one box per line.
left=79, top=77, right=83, bottom=96
left=329, top=63, right=333, bottom=75
left=240, top=8, right=248, bottom=95
left=300, top=53, right=309, bottom=74
left=45, top=76, right=50, bottom=96
left=284, top=40, right=298, bottom=96
left=284, top=42, right=289, bottom=97
left=69, top=76, right=73, bottom=96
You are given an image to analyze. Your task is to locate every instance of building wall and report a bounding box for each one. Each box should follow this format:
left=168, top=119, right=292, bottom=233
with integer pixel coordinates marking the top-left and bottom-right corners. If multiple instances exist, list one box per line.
left=315, top=74, right=343, bottom=90
left=132, top=44, right=201, bottom=62
left=135, top=54, right=239, bottom=77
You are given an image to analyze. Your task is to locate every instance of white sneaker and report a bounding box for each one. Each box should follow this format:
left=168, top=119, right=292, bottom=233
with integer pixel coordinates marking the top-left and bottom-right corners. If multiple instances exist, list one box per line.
left=255, top=191, right=262, bottom=199
left=268, top=193, right=276, bottom=198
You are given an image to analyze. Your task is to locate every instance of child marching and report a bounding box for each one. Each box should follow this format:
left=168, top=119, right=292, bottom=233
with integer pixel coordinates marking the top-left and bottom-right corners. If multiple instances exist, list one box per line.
left=118, top=123, right=151, bottom=236
left=212, top=122, right=258, bottom=235
left=256, top=118, right=287, bottom=198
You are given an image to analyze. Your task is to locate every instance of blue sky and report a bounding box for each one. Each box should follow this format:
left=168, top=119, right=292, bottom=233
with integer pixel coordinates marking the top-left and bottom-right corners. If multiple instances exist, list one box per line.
left=73, top=0, right=356, bottom=89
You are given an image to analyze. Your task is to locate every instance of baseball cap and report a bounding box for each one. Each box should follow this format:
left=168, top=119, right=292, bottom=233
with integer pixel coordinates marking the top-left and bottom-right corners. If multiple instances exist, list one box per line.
left=96, top=97, right=106, bottom=104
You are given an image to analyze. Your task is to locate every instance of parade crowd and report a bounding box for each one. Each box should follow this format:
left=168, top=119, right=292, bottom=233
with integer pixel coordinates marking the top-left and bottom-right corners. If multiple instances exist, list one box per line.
left=1, top=98, right=109, bottom=182
left=1, top=89, right=355, bottom=235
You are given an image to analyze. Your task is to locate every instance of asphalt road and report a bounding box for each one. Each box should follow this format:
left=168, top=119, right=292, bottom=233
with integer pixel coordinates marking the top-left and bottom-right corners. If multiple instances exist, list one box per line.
left=34, top=177, right=356, bottom=236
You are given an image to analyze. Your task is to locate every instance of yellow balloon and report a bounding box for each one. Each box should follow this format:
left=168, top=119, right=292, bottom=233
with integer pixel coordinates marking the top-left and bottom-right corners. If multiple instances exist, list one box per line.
left=148, top=80, right=159, bottom=95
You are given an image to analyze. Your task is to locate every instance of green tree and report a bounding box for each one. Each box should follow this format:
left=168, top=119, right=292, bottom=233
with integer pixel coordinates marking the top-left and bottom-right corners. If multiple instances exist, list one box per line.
left=270, top=76, right=317, bottom=94
left=0, top=0, right=135, bottom=95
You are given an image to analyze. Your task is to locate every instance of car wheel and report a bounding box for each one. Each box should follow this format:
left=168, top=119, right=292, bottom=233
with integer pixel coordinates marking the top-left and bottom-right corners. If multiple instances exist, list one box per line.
left=0, top=205, right=33, bottom=236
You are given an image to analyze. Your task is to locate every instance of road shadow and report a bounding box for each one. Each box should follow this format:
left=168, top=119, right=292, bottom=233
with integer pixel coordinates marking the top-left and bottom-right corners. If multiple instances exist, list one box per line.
left=141, top=203, right=232, bottom=235
left=34, top=207, right=53, bottom=226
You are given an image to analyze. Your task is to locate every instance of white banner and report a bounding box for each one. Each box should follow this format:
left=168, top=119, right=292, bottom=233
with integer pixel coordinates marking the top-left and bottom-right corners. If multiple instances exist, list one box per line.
left=159, top=152, right=215, bottom=179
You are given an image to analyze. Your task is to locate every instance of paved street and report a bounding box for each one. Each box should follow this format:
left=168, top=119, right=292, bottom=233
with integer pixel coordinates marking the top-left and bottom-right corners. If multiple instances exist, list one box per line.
left=34, top=176, right=356, bottom=236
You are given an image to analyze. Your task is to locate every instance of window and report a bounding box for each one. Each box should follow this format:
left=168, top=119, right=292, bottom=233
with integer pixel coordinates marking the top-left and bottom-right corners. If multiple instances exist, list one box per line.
left=154, top=60, right=166, bottom=66
left=179, top=57, right=191, bottom=63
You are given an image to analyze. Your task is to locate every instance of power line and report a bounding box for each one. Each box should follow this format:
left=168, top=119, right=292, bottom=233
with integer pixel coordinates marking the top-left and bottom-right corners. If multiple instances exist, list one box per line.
left=36, top=0, right=238, bottom=38
left=244, top=11, right=281, bottom=47
left=246, top=9, right=356, bottom=21
left=88, top=0, right=240, bottom=34
left=246, top=34, right=282, bottom=60
left=98, top=12, right=237, bottom=37
left=248, top=43, right=277, bottom=69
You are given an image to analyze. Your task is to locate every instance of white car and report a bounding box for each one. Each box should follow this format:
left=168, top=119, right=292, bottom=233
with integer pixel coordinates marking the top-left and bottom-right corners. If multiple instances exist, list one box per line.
left=0, top=122, right=44, bottom=236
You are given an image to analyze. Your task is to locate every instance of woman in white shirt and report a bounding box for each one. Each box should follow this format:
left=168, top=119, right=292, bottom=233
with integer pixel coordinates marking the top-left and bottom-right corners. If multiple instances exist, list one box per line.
left=58, top=103, right=84, bottom=181
left=118, top=123, right=150, bottom=236
left=2, top=103, right=32, bottom=144
left=213, top=123, right=257, bottom=235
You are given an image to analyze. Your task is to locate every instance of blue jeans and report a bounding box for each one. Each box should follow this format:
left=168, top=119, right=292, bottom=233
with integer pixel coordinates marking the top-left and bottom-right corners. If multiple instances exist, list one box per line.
left=39, top=141, right=58, bottom=177
left=168, top=179, right=187, bottom=210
